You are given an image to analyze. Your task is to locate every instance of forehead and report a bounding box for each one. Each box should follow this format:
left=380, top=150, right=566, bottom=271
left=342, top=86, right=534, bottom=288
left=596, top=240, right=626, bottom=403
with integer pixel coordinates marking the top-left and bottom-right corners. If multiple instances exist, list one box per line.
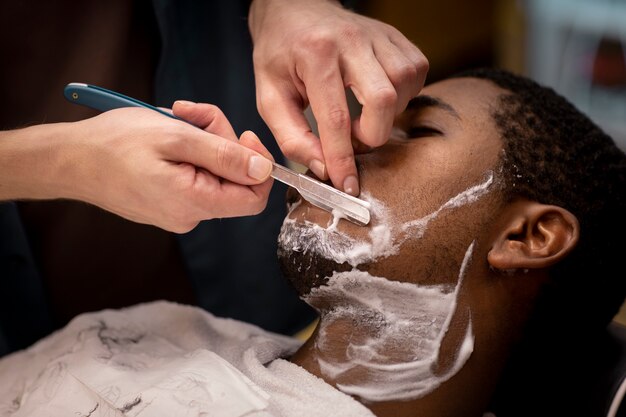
left=419, top=77, right=502, bottom=113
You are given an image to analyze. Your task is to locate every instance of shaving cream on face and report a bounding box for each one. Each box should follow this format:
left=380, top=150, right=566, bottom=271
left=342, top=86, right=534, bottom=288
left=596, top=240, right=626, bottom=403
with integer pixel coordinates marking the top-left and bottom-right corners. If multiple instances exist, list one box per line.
left=304, top=242, right=475, bottom=402
left=278, top=173, right=495, bottom=402
left=278, top=171, right=493, bottom=268
left=278, top=193, right=394, bottom=268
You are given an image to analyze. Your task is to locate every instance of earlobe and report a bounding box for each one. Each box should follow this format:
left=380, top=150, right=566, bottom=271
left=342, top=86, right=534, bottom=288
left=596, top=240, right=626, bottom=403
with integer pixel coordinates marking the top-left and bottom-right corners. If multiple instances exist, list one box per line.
left=488, top=201, right=580, bottom=271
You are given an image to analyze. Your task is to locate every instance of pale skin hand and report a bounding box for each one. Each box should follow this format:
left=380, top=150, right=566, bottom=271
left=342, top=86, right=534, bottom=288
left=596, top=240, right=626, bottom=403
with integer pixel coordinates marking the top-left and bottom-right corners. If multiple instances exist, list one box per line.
left=249, top=0, right=428, bottom=195
left=0, top=101, right=275, bottom=233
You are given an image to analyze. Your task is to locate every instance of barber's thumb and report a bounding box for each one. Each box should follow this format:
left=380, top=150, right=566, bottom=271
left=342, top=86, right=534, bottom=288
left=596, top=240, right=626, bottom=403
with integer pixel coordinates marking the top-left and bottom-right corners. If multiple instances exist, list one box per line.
left=240, top=131, right=274, bottom=182
left=247, top=154, right=273, bottom=181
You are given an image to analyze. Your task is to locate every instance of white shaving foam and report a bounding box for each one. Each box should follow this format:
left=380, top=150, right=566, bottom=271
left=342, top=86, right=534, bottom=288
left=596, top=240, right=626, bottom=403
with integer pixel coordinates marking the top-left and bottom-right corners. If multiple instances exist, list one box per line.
left=305, top=242, right=476, bottom=402
left=278, top=173, right=495, bottom=401
left=402, top=172, right=494, bottom=238
left=279, top=171, right=493, bottom=267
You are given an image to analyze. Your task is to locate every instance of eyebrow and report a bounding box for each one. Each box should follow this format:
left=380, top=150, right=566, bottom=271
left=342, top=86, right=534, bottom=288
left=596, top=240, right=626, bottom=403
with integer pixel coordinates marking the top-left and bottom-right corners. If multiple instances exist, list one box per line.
left=406, top=95, right=461, bottom=120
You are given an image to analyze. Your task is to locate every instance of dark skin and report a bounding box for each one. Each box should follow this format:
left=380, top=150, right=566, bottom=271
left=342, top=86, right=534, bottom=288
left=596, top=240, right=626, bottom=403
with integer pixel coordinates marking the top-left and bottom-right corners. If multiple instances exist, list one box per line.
left=278, top=78, right=580, bottom=417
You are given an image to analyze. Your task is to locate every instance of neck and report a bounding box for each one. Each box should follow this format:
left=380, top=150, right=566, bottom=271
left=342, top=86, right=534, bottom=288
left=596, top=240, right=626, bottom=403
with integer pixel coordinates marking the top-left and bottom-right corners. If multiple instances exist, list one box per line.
left=289, top=269, right=482, bottom=417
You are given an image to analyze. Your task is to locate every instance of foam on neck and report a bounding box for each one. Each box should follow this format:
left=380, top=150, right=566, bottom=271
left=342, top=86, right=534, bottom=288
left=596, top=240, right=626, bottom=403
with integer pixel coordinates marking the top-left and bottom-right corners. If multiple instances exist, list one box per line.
left=305, top=242, right=476, bottom=402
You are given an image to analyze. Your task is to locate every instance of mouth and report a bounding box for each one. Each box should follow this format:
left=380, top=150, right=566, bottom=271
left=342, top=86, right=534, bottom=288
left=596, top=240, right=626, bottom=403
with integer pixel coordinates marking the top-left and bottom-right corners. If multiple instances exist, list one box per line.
left=277, top=220, right=354, bottom=295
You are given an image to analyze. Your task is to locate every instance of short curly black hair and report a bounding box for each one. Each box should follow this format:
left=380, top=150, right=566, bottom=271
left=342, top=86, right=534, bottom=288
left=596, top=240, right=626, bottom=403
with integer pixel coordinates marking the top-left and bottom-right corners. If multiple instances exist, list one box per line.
left=455, top=68, right=626, bottom=330
left=452, top=68, right=626, bottom=417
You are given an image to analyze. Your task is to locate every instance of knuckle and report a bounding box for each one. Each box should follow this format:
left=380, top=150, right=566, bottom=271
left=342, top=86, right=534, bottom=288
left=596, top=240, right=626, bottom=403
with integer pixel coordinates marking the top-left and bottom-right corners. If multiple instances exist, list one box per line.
left=370, top=86, right=397, bottom=110
left=328, top=152, right=356, bottom=172
left=251, top=195, right=269, bottom=215
left=324, top=107, right=351, bottom=132
left=299, top=30, right=337, bottom=56
left=415, top=54, right=429, bottom=73
left=249, top=201, right=264, bottom=216
left=256, top=89, right=281, bottom=119
left=171, top=224, right=191, bottom=234
left=338, top=23, right=364, bottom=44
left=205, top=104, right=225, bottom=122
left=414, top=56, right=429, bottom=88
left=256, top=96, right=268, bottom=118
left=215, top=141, right=240, bottom=172
left=166, top=212, right=191, bottom=234
left=368, top=135, right=388, bottom=148
left=163, top=129, right=189, bottom=153
left=390, top=62, right=418, bottom=86
left=280, top=138, right=304, bottom=162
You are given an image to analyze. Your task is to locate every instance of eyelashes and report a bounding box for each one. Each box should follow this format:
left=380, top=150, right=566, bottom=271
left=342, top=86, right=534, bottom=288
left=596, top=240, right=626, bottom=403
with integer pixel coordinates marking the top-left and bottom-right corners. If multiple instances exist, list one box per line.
left=405, top=126, right=443, bottom=138
left=392, top=125, right=443, bottom=140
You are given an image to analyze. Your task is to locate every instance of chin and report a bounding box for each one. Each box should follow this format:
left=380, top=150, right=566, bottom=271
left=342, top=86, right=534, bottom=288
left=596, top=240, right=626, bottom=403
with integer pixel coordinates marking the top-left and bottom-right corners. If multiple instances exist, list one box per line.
left=277, top=219, right=352, bottom=297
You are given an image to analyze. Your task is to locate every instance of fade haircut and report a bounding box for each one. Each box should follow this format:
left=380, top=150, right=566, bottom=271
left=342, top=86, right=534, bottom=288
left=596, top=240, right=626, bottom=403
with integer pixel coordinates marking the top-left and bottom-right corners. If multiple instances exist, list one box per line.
left=455, top=67, right=626, bottom=417
left=455, top=68, right=626, bottom=331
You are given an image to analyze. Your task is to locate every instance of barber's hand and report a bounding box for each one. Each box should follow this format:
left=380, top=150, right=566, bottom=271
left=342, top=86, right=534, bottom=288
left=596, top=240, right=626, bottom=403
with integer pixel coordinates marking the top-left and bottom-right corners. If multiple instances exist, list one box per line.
left=249, top=0, right=428, bottom=195
left=67, top=102, right=274, bottom=233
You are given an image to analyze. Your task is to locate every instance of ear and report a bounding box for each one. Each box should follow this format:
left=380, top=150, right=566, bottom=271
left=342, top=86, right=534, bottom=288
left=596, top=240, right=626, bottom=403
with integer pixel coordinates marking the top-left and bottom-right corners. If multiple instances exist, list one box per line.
left=488, top=201, right=580, bottom=270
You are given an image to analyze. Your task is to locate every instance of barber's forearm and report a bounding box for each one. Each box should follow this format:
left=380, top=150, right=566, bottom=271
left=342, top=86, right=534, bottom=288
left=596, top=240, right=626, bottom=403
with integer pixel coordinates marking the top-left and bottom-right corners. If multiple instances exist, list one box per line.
left=0, top=123, right=80, bottom=202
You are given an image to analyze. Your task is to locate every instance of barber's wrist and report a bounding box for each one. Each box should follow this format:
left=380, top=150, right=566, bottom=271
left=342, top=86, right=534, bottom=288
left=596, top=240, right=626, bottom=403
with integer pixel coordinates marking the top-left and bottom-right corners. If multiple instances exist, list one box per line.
left=248, top=0, right=343, bottom=41
left=0, top=123, right=79, bottom=202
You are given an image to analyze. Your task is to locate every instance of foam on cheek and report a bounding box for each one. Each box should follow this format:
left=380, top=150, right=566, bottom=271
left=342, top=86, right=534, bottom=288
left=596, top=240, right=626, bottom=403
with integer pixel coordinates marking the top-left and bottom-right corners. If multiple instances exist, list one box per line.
left=328, top=209, right=346, bottom=232
left=279, top=171, right=494, bottom=268
left=402, top=172, right=495, bottom=238
left=279, top=192, right=396, bottom=267
left=305, top=242, right=476, bottom=402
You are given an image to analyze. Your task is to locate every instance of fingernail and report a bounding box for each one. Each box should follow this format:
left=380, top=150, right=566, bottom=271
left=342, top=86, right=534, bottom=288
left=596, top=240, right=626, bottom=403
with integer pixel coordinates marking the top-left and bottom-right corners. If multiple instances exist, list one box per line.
left=174, top=100, right=196, bottom=106
left=309, top=159, right=327, bottom=179
left=248, top=155, right=273, bottom=180
left=343, top=175, right=360, bottom=196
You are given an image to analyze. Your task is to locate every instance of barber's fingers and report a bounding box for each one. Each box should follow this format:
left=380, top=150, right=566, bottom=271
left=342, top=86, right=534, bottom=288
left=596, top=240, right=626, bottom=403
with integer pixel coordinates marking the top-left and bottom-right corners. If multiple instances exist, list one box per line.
left=349, top=36, right=428, bottom=148
left=255, top=78, right=327, bottom=179
left=188, top=132, right=274, bottom=220
left=374, top=35, right=426, bottom=114
left=302, top=58, right=359, bottom=195
left=345, top=50, right=397, bottom=149
left=189, top=170, right=273, bottom=220
left=172, top=101, right=238, bottom=141
left=165, top=126, right=273, bottom=185
left=387, top=29, right=429, bottom=94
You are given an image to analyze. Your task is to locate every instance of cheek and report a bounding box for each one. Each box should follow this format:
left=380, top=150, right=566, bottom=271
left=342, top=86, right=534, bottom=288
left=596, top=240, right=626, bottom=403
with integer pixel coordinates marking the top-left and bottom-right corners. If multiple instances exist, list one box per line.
left=357, top=143, right=472, bottom=225
left=362, top=214, right=469, bottom=287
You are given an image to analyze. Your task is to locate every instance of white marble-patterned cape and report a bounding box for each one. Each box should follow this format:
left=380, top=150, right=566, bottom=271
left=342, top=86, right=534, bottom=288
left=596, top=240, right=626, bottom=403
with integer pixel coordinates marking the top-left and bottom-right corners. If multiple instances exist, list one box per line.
left=0, top=301, right=373, bottom=417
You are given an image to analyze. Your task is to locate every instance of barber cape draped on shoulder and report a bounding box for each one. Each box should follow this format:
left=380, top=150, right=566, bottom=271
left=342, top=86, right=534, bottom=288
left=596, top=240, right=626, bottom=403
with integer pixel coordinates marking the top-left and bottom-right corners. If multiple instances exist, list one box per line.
left=0, top=301, right=373, bottom=417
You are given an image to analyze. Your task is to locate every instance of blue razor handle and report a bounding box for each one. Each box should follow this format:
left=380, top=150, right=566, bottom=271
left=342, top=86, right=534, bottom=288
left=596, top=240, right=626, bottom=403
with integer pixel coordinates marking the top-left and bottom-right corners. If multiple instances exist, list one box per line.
left=63, top=83, right=182, bottom=121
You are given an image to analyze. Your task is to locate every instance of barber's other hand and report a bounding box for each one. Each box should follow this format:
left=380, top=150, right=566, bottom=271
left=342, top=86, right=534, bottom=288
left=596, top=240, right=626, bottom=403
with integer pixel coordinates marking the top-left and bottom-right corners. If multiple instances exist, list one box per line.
left=249, top=0, right=428, bottom=195
left=68, top=102, right=274, bottom=233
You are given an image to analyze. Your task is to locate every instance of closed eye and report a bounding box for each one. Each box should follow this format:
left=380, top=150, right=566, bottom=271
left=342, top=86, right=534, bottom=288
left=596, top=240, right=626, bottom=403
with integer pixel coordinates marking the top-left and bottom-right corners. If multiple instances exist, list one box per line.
left=405, top=126, right=443, bottom=138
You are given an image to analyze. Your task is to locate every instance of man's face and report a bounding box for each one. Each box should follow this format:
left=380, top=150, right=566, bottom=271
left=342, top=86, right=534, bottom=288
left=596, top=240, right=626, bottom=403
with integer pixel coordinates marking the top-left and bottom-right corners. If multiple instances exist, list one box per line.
left=279, top=77, right=506, bottom=296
